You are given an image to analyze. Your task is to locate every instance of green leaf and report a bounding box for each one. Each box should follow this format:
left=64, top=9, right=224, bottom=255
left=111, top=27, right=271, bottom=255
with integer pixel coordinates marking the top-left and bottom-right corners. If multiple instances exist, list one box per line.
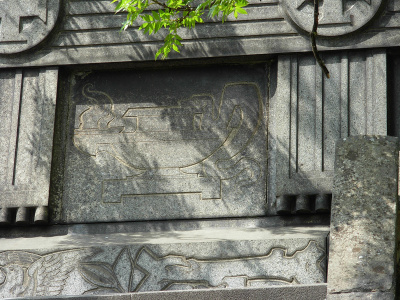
left=155, top=22, right=162, bottom=32
left=235, top=7, right=247, bottom=15
left=139, top=22, right=149, bottom=29
left=152, top=11, right=160, bottom=20
left=155, top=48, right=163, bottom=60
left=172, top=44, right=180, bottom=52
left=163, top=45, right=170, bottom=57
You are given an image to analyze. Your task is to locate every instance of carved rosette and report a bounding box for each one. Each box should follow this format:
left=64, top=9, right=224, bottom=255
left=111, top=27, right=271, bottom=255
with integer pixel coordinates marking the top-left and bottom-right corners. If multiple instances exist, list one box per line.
left=281, top=0, right=386, bottom=36
left=0, top=0, right=60, bottom=54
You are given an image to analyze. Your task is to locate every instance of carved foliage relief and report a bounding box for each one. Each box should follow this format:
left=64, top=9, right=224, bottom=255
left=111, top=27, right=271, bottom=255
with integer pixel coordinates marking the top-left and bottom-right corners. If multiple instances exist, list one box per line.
left=0, top=241, right=326, bottom=298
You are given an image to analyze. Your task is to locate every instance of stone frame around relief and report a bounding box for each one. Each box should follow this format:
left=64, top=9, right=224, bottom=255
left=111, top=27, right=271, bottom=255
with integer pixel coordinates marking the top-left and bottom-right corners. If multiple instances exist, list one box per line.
left=57, top=65, right=268, bottom=223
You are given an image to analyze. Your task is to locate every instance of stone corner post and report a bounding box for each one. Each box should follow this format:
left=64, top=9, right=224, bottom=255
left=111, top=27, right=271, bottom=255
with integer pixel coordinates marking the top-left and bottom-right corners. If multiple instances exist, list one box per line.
left=327, top=135, right=399, bottom=299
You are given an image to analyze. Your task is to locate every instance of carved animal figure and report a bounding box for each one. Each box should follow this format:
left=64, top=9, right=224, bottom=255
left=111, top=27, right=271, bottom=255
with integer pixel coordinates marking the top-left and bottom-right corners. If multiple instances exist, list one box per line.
left=0, top=250, right=83, bottom=298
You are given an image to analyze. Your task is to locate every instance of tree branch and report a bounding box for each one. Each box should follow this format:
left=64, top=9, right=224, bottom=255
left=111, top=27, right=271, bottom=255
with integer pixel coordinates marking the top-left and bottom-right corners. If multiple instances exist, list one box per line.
left=311, top=0, right=330, bottom=78
left=151, top=0, right=195, bottom=11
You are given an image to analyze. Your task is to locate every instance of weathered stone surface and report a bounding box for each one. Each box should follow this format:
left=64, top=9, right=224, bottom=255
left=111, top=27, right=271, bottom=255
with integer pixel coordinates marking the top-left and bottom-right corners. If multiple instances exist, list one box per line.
left=56, top=65, right=268, bottom=223
left=388, top=54, right=400, bottom=138
left=0, top=68, right=58, bottom=225
left=0, top=0, right=60, bottom=54
left=24, top=284, right=328, bottom=300
left=0, top=1, right=399, bottom=67
left=327, top=136, right=399, bottom=298
left=328, top=291, right=395, bottom=300
left=269, top=51, right=387, bottom=208
left=0, top=225, right=328, bottom=298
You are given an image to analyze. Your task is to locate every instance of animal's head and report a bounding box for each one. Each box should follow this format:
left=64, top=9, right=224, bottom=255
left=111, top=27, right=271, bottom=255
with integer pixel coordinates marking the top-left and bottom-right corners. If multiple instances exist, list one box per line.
left=0, top=263, right=26, bottom=298
left=0, top=264, right=24, bottom=286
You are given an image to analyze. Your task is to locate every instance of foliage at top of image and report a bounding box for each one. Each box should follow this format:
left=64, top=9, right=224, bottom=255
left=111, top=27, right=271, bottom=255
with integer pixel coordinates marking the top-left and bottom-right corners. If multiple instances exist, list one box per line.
left=113, top=0, right=329, bottom=77
left=113, top=0, right=248, bottom=59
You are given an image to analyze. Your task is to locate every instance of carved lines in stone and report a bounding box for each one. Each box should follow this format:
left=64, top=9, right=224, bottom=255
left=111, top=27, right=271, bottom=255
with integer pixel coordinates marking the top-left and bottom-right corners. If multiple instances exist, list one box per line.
left=0, top=68, right=58, bottom=212
left=131, top=240, right=326, bottom=292
left=0, top=0, right=60, bottom=54
left=274, top=52, right=387, bottom=196
left=281, top=0, right=385, bottom=36
left=7, top=71, right=23, bottom=187
left=0, top=241, right=326, bottom=298
left=79, top=248, right=135, bottom=294
left=0, top=249, right=86, bottom=298
left=73, top=82, right=263, bottom=204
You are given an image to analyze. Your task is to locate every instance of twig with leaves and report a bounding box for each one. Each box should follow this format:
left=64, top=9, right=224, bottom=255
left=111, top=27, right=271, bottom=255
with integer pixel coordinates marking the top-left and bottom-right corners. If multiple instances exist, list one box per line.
left=114, top=0, right=330, bottom=77
left=114, top=0, right=248, bottom=60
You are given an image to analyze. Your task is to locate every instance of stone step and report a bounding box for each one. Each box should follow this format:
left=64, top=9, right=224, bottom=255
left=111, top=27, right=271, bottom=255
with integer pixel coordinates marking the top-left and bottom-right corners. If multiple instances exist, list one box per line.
left=0, top=222, right=329, bottom=299
left=15, top=284, right=328, bottom=300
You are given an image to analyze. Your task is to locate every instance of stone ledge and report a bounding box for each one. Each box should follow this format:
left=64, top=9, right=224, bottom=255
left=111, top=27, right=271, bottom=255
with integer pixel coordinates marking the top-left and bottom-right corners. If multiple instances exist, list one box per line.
left=327, top=291, right=394, bottom=300
left=0, top=224, right=329, bottom=251
left=6, top=284, right=328, bottom=300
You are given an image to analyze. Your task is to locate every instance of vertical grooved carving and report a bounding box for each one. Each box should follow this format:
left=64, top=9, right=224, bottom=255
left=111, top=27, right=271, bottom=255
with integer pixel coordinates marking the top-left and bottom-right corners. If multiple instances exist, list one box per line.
left=0, top=68, right=58, bottom=226
left=316, top=59, right=323, bottom=172
left=9, top=70, right=23, bottom=186
left=340, top=53, right=349, bottom=138
left=290, top=55, right=298, bottom=178
left=273, top=51, right=387, bottom=199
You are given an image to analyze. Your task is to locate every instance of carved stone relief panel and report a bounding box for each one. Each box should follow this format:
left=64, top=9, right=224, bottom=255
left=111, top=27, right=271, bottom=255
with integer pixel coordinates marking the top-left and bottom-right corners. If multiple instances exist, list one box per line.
left=0, top=68, right=58, bottom=225
left=57, top=65, right=268, bottom=223
left=0, top=236, right=326, bottom=298
left=269, top=50, right=387, bottom=214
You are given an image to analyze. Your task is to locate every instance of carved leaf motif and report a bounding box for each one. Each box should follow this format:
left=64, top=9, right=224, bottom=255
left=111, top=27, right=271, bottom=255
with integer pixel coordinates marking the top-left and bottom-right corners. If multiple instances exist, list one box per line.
left=79, top=262, right=121, bottom=291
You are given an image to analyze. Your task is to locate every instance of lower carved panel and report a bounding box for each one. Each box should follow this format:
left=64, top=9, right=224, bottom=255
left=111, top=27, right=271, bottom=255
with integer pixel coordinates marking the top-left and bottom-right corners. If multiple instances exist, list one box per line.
left=0, top=237, right=326, bottom=298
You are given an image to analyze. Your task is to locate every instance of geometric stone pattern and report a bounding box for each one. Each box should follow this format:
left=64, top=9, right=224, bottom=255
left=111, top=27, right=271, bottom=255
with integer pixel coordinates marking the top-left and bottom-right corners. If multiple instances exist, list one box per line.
left=270, top=50, right=387, bottom=202
left=0, top=0, right=400, bottom=67
left=0, top=68, right=58, bottom=225
left=56, top=65, right=267, bottom=223
left=0, top=0, right=60, bottom=54
left=281, top=0, right=385, bottom=36
left=0, top=232, right=327, bottom=298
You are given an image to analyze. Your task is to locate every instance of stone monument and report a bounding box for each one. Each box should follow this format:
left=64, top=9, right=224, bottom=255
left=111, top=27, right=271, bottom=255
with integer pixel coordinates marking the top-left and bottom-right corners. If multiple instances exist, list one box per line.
left=0, top=0, right=399, bottom=299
